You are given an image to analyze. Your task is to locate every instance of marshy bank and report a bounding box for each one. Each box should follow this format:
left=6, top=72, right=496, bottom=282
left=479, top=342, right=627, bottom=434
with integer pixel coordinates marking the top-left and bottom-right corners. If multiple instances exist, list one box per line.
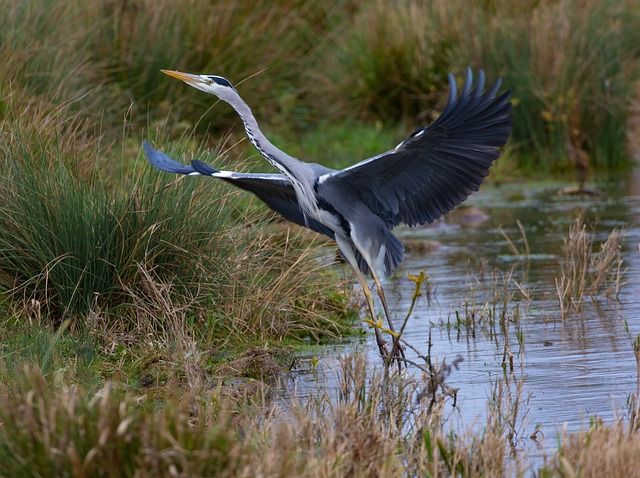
left=2, top=136, right=639, bottom=475
left=1, top=0, right=640, bottom=475
left=286, top=172, right=640, bottom=471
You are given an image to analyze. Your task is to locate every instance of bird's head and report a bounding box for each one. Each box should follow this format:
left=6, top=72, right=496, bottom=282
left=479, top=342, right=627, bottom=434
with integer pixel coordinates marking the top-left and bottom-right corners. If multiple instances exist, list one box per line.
left=161, top=70, right=237, bottom=101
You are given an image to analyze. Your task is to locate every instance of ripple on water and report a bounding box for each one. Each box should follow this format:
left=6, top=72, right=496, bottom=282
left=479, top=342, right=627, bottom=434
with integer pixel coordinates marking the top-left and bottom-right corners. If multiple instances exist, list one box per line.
left=283, top=173, right=640, bottom=461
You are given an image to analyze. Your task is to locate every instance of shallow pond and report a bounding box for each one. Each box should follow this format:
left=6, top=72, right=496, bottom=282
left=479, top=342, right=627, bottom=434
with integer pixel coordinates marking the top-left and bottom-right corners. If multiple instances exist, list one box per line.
left=284, top=168, right=640, bottom=458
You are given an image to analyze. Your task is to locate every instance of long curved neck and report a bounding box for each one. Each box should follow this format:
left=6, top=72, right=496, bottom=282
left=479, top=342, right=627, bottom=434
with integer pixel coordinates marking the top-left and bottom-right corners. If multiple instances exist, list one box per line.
left=227, top=94, right=320, bottom=219
left=233, top=100, right=294, bottom=170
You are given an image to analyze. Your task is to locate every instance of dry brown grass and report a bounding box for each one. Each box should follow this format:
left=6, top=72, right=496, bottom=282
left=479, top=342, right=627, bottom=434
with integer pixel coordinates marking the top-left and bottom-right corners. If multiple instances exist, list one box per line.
left=542, top=421, right=640, bottom=477
left=201, top=223, right=352, bottom=344
left=118, top=263, right=207, bottom=391
left=0, top=353, right=533, bottom=477
left=555, top=215, right=624, bottom=317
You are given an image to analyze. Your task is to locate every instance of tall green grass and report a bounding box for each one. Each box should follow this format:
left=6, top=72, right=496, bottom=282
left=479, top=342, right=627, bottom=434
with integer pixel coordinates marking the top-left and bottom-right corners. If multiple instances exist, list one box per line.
left=84, top=0, right=355, bottom=136
left=0, top=118, right=350, bottom=350
left=1, top=0, right=638, bottom=171
left=456, top=0, right=640, bottom=171
left=0, top=123, right=231, bottom=322
left=318, top=0, right=457, bottom=122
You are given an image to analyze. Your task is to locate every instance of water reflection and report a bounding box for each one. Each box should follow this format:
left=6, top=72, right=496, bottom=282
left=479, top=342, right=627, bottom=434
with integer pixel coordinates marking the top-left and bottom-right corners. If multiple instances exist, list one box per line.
left=286, top=169, right=640, bottom=456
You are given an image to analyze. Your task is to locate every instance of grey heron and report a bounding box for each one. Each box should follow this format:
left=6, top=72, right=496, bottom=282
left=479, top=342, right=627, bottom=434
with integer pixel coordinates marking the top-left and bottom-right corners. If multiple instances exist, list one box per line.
left=144, top=68, right=512, bottom=363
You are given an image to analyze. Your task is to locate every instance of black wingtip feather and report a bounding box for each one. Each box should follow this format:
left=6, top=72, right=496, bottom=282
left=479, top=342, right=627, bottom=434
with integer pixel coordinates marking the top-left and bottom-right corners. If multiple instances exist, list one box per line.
left=143, top=141, right=197, bottom=175
left=190, top=159, right=220, bottom=176
left=472, top=70, right=486, bottom=98
left=461, top=68, right=474, bottom=97
left=321, top=68, right=512, bottom=233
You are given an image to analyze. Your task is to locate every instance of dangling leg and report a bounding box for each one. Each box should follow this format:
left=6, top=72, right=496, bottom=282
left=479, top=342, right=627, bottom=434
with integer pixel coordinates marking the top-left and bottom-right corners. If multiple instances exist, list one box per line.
left=335, top=236, right=391, bottom=359
left=354, top=270, right=392, bottom=359
left=350, top=235, right=405, bottom=366
left=370, top=268, right=406, bottom=363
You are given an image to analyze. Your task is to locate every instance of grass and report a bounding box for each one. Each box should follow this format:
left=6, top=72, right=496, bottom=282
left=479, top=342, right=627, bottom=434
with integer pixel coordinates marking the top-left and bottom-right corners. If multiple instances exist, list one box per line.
left=459, top=0, right=640, bottom=171
left=317, top=0, right=456, bottom=122
left=447, top=263, right=527, bottom=347
left=555, top=214, right=624, bottom=317
left=2, top=348, right=637, bottom=477
left=265, top=120, right=405, bottom=170
left=0, top=122, right=233, bottom=322
left=0, top=0, right=639, bottom=475
left=0, top=355, right=518, bottom=477
left=2, top=1, right=638, bottom=172
left=540, top=420, right=640, bottom=477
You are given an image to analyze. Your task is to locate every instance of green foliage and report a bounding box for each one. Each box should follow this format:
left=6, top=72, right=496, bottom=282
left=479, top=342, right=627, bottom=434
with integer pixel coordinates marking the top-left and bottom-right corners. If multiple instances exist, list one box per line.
left=1, top=0, right=639, bottom=172
left=319, top=0, right=457, bottom=122
left=87, top=0, right=334, bottom=127
left=461, top=0, right=640, bottom=170
left=266, top=120, right=404, bottom=169
left=0, top=124, right=234, bottom=322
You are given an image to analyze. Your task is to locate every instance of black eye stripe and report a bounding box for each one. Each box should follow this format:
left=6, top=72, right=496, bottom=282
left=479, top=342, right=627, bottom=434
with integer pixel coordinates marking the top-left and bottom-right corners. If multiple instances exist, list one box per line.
left=207, top=76, right=233, bottom=88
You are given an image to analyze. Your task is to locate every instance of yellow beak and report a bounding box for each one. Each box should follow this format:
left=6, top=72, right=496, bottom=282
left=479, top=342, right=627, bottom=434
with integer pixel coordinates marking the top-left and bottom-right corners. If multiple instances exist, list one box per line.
left=161, top=69, right=201, bottom=84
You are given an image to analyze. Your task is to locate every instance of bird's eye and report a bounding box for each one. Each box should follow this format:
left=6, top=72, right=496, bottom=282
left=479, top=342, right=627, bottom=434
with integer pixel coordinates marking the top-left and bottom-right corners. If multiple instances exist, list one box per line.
left=206, top=78, right=214, bottom=85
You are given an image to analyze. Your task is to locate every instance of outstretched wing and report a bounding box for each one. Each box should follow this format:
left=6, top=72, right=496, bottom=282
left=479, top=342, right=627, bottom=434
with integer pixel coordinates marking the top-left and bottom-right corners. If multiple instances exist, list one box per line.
left=317, top=69, right=512, bottom=228
left=142, top=142, right=335, bottom=239
left=144, top=141, right=201, bottom=175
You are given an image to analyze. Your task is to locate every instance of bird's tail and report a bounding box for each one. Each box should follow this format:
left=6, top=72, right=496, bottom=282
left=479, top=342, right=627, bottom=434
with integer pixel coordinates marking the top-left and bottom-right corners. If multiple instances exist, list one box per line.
left=383, top=228, right=404, bottom=277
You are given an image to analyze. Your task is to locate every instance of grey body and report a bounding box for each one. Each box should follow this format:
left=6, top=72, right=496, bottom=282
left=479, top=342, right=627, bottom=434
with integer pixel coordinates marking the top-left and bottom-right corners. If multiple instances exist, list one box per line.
left=146, top=68, right=511, bottom=282
left=145, top=68, right=512, bottom=362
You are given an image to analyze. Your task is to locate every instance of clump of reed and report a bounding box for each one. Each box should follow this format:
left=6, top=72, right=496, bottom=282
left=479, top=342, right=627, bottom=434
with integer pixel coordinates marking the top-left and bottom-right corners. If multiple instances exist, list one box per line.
left=87, top=0, right=339, bottom=131
left=541, top=420, right=640, bottom=477
left=0, top=365, right=240, bottom=477
left=0, top=353, right=532, bottom=477
left=198, top=225, right=353, bottom=345
left=555, top=214, right=624, bottom=317
left=0, top=122, right=229, bottom=323
left=319, top=0, right=457, bottom=122
left=453, top=262, right=528, bottom=348
left=459, top=0, right=640, bottom=171
left=0, top=117, right=348, bottom=351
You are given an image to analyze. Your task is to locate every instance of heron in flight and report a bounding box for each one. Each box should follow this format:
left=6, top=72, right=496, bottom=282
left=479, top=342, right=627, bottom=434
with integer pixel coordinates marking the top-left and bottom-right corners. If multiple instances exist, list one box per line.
left=144, top=68, right=512, bottom=363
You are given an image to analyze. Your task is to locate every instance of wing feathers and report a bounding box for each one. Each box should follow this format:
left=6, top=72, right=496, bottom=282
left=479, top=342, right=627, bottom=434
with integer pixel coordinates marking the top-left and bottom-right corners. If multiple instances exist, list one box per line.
left=319, top=69, right=512, bottom=228
left=143, top=141, right=200, bottom=175
left=142, top=143, right=335, bottom=239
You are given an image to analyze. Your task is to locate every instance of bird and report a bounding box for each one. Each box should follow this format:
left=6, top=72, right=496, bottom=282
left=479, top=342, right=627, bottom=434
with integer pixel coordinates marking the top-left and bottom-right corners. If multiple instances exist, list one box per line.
left=144, top=68, right=512, bottom=364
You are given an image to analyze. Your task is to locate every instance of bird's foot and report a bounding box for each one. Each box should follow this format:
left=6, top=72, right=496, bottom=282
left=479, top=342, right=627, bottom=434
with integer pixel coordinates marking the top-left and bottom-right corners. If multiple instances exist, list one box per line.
left=374, top=327, right=391, bottom=358
left=373, top=328, right=405, bottom=370
left=391, top=338, right=406, bottom=363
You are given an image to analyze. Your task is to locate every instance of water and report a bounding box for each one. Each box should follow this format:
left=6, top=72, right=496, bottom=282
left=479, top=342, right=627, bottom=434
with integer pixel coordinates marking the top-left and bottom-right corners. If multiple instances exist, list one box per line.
left=285, top=168, right=640, bottom=457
